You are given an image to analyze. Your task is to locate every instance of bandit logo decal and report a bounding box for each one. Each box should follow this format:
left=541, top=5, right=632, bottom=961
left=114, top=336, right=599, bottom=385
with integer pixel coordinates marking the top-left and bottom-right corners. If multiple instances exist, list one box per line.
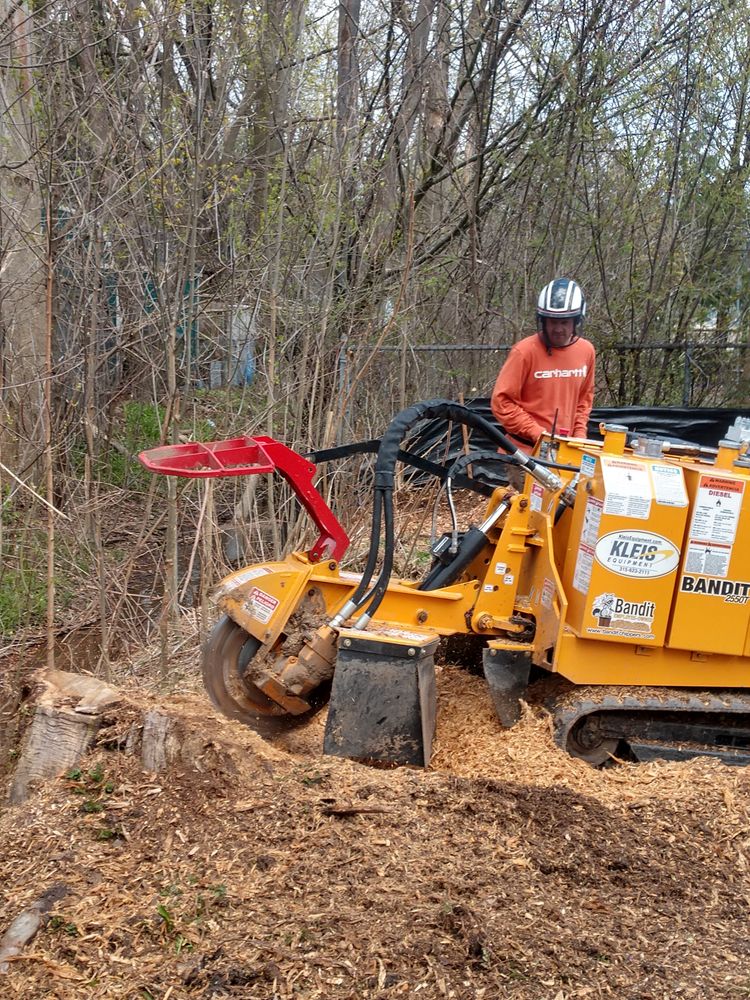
left=588, top=592, right=656, bottom=638
left=681, top=575, right=750, bottom=605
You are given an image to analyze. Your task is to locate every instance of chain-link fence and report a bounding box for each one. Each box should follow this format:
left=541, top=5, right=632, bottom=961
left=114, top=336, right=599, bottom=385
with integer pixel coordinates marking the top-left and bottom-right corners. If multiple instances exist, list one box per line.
left=373, top=340, right=750, bottom=409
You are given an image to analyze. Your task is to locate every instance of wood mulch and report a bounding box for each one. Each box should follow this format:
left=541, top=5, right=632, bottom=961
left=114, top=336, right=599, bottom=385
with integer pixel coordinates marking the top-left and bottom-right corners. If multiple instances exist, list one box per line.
left=1, top=642, right=750, bottom=998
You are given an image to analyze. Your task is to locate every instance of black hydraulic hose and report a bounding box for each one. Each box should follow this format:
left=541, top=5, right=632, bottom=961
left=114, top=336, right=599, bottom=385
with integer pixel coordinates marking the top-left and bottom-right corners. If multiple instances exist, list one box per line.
left=374, top=400, right=522, bottom=475
left=353, top=401, right=522, bottom=625
left=532, top=455, right=580, bottom=472
left=446, top=450, right=516, bottom=478
left=344, top=487, right=383, bottom=610
left=346, top=400, right=566, bottom=626
left=442, top=450, right=514, bottom=552
left=353, top=488, right=395, bottom=623
left=306, top=441, right=495, bottom=497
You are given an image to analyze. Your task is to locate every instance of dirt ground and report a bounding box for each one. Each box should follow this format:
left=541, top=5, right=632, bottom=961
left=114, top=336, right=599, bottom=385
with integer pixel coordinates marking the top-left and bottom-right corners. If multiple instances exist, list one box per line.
left=2, top=655, right=750, bottom=1000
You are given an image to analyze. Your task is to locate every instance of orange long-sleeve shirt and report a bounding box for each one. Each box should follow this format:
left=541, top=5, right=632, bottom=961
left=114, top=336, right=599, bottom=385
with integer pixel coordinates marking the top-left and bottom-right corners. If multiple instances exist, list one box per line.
left=491, top=333, right=595, bottom=446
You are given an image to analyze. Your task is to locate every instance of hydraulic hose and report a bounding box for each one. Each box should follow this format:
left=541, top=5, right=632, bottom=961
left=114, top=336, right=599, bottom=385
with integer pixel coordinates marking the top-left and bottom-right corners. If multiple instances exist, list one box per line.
left=336, top=399, right=564, bottom=627
left=352, top=401, right=535, bottom=625
left=376, top=400, right=562, bottom=492
left=329, top=488, right=383, bottom=627
left=418, top=498, right=511, bottom=591
left=443, top=450, right=515, bottom=553
left=353, top=488, right=395, bottom=628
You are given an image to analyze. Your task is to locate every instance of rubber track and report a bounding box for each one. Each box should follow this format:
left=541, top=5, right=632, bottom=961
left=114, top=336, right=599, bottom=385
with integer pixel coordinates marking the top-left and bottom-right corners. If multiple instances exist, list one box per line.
left=551, top=684, right=750, bottom=755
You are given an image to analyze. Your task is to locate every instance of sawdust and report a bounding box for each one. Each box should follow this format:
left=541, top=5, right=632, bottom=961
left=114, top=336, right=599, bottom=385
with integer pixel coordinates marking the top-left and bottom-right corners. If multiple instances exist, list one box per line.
left=1, top=644, right=750, bottom=998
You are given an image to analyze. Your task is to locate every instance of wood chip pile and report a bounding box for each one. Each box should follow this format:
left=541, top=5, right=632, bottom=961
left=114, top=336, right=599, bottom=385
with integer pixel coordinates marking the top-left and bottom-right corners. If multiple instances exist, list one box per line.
left=1, top=660, right=750, bottom=999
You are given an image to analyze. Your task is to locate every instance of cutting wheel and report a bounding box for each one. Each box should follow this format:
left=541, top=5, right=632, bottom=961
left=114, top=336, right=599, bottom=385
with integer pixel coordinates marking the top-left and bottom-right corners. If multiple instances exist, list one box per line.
left=202, top=615, right=317, bottom=735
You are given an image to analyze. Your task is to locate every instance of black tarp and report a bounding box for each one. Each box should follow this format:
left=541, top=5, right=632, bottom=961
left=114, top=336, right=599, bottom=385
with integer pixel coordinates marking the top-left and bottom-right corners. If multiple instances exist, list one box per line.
left=403, top=400, right=750, bottom=485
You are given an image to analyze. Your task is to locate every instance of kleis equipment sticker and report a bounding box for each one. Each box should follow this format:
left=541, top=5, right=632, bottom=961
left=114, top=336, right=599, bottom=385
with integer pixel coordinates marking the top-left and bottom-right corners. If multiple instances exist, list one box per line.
left=245, top=586, right=280, bottom=623
left=594, top=530, right=680, bottom=579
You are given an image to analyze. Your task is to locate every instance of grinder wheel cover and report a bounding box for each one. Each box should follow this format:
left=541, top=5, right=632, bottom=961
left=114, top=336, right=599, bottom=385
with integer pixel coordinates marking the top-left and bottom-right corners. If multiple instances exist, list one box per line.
left=202, top=615, right=319, bottom=735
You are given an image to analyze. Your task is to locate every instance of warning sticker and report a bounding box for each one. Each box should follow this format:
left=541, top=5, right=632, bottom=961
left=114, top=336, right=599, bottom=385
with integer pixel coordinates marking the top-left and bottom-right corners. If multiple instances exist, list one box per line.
left=580, top=454, right=596, bottom=478
left=541, top=578, right=555, bottom=610
left=684, top=540, right=732, bottom=578
left=214, top=565, right=271, bottom=598
left=573, top=496, right=602, bottom=594
left=650, top=463, right=688, bottom=507
left=573, top=545, right=594, bottom=594
left=530, top=482, right=544, bottom=512
left=581, top=496, right=603, bottom=547
left=689, top=475, right=743, bottom=546
left=601, top=457, right=652, bottom=519
left=245, top=587, right=279, bottom=623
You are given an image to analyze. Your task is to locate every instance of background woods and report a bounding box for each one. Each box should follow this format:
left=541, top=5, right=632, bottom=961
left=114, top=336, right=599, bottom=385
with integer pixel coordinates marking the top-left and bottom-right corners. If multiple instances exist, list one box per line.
left=3, top=0, right=750, bottom=653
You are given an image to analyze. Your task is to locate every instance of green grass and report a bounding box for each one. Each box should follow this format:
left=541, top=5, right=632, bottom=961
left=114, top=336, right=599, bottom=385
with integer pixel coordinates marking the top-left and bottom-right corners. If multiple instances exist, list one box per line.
left=0, top=561, right=47, bottom=634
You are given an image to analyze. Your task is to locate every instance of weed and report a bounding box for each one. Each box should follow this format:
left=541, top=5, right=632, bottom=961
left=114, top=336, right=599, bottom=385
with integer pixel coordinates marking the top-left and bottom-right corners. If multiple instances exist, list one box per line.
left=67, top=763, right=121, bottom=829
left=156, top=904, right=174, bottom=933
left=69, top=400, right=165, bottom=490
left=0, top=520, right=90, bottom=635
left=88, top=762, right=104, bottom=784
left=0, top=560, right=47, bottom=634
left=299, top=769, right=329, bottom=787
left=48, top=916, right=79, bottom=937
left=158, top=884, right=183, bottom=898
left=95, top=827, right=123, bottom=841
left=174, top=933, right=193, bottom=955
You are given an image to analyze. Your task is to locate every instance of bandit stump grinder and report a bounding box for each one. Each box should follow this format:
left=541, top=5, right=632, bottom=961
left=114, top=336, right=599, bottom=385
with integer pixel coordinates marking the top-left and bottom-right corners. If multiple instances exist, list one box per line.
left=140, top=400, right=750, bottom=768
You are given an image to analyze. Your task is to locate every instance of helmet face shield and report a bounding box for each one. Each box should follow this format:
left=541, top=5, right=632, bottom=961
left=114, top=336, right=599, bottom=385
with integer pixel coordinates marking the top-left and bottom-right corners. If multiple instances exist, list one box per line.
left=537, top=278, right=586, bottom=324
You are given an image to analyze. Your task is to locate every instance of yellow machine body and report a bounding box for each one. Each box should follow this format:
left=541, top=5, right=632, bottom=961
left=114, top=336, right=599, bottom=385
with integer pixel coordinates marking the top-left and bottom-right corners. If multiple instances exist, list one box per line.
left=215, top=433, right=750, bottom=691
left=137, top=404, right=750, bottom=765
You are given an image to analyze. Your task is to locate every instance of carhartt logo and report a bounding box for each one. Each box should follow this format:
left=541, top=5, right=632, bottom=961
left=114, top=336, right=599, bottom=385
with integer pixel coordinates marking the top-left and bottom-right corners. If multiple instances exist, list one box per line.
left=533, top=365, right=588, bottom=379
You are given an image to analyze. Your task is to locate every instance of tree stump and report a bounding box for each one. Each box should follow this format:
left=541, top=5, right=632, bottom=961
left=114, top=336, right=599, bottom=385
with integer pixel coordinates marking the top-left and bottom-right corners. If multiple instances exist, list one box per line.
left=8, top=670, right=120, bottom=805
left=141, top=710, right=180, bottom=772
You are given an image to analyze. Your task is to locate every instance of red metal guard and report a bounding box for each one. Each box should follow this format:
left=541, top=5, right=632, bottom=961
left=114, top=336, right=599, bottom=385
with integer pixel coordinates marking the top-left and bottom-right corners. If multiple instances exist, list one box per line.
left=138, top=435, right=349, bottom=562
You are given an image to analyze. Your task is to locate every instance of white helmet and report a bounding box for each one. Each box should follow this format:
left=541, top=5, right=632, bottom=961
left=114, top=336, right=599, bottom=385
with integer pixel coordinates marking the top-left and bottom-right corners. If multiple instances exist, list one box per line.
left=537, top=278, right=586, bottom=328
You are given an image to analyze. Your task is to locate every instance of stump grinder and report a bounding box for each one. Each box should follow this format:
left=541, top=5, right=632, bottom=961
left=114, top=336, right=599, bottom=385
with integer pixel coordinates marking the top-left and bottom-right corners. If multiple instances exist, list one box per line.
left=140, top=400, right=750, bottom=767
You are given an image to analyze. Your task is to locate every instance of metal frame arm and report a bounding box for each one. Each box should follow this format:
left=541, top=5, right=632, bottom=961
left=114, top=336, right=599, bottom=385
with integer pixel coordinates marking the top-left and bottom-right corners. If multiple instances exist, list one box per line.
left=138, top=434, right=349, bottom=563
